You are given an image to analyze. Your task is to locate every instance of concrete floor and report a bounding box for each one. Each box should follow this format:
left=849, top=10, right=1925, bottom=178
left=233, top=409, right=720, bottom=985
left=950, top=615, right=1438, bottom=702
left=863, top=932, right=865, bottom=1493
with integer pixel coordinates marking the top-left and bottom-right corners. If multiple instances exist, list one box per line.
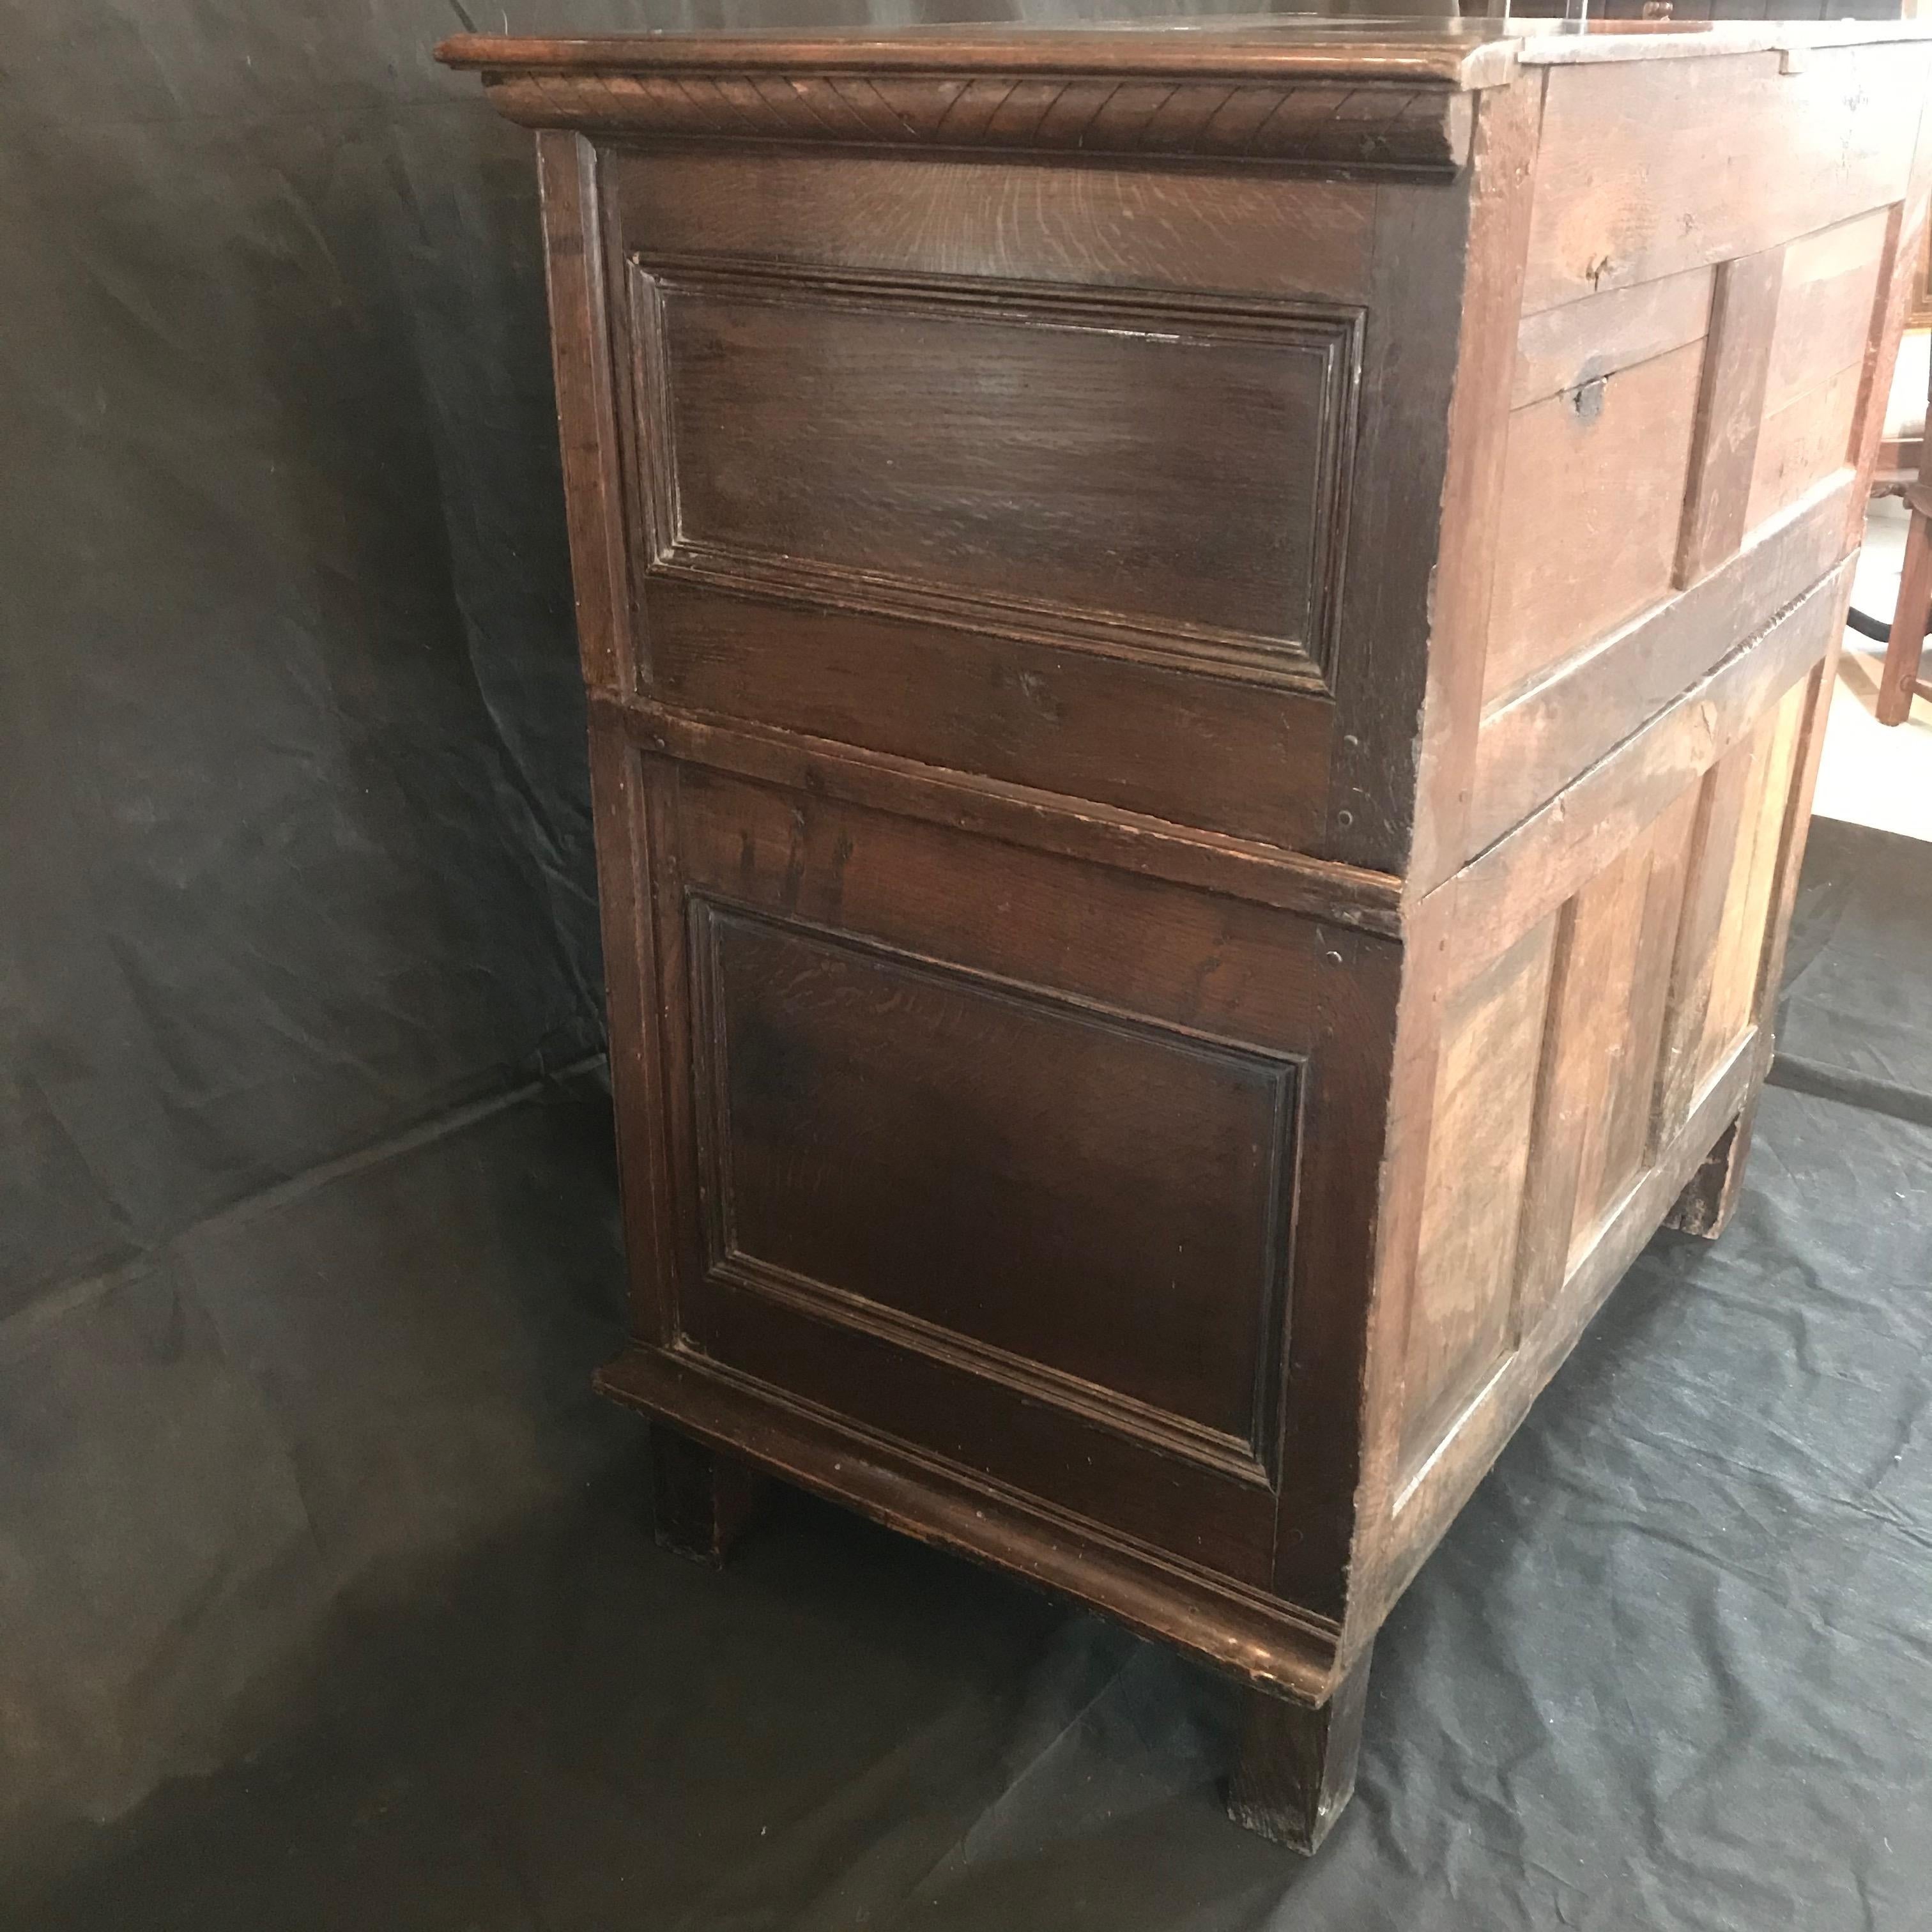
left=1821, top=495, right=1932, bottom=843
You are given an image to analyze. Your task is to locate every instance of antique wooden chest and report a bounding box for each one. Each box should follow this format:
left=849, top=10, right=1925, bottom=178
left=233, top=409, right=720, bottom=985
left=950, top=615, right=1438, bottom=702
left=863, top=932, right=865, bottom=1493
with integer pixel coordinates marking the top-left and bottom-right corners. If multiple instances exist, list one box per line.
left=440, top=19, right=1930, bottom=1850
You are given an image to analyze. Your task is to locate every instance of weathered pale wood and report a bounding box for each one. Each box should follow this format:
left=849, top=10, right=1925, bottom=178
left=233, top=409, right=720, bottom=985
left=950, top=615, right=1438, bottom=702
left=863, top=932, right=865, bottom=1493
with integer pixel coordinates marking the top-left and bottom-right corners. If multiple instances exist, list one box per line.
left=1521, top=45, right=1922, bottom=312
left=1483, top=340, right=1704, bottom=709
left=1379, top=1034, right=1762, bottom=1621
left=1671, top=635, right=1843, bottom=1245
left=1696, top=680, right=1807, bottom=1084
left=1649, top=735, right=1761, bottom=1151
left=1745, top=363, right=1864, bottom=535
left=1452, top=559, right=1853, bottom=970
left=1763, top=211, right=1891, bottom=415
left=1510, top=787, right=1699, bottom=1329
left=1510, top=266, right=1712, bottom=411
left=1676, top=247, right=1784, bottom=586
left=1599, top=793, right=1704, bottom=1224
left=1562, top=836, right=1671, bottom=1264
left=1867, top=136, right=1932, bottom=725
left=1468, top=475, right=1852, bottom=856
left=1849, top=193, right=1932, bottom=550
left=1752, top=650, right=1843, bottom=1037
left=1662, top=1110, right=1756, bottom=1240
left=1399, top=918, right=1558, bottom=1477
left=1342, top=880, right=1452, bottom=1637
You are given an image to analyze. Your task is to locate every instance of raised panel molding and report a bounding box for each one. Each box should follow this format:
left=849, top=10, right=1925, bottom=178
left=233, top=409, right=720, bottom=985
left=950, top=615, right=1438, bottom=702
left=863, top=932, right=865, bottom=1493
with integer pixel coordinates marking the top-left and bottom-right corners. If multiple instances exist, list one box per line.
left=631, top=257, right=1362, bottom=692
left=686, top=898, right=1301, bottom=1484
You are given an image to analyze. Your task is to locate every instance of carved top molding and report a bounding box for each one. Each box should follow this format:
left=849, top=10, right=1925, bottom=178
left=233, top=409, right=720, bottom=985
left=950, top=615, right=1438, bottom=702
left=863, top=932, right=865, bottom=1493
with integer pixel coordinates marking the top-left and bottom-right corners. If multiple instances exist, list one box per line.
left=436, top=30, right=1520, bottom=178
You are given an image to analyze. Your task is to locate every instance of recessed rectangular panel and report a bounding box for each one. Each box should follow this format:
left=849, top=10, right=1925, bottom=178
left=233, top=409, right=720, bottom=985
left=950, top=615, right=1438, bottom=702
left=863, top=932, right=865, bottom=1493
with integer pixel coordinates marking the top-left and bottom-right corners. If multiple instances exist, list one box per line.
left=694, top=905, right=1294, bottom=1464
left=1483, top=341, right=1704, bottom=709
left=1694, top=678, right=1807, bottom=1086
left=633, top=261, right=1358, bottom=687
left=1759, top=208, right=1890, bottom=420
left=1400, top=915, right=1558, bottom=1480
left=1745, top=363, right=1862, bottom=535
left=1522, top=49, right=1922, bottom=314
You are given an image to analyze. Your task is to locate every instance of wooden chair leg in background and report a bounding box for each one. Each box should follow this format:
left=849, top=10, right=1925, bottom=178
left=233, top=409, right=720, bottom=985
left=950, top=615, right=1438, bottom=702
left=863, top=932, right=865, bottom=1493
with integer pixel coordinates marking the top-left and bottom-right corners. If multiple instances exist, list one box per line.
left=1878, top=484, right=1932, bottom=726
left=1225, top=1644, right=1374, bottom=1854
left=649, top=1422, right=768, bottom=1567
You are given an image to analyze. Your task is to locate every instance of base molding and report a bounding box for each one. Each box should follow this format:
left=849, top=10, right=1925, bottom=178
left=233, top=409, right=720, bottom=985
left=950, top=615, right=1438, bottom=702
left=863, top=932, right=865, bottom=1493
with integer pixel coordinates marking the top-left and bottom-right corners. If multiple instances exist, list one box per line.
left=597, top=1343, right=1340, bottom=1703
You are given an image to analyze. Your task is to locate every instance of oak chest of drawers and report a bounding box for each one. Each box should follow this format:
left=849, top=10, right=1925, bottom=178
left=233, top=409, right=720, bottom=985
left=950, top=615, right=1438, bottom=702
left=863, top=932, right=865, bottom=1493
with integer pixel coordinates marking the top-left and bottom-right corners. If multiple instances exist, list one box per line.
left=441, top=19, right=1929, bottom=1850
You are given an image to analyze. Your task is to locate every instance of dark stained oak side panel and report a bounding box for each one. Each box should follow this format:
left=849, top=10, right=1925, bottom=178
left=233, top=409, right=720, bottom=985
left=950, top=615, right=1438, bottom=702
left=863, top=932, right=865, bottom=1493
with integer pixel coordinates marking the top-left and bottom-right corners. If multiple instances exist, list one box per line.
left=597, top=1337, right=1340, bottom=1701
left=632, top=259, right=1360, bottom=689
left=662, top=760, right=1349, bottom=1046
left=535, top=130, right=634, bottom=692
left=594, top=142, right=1390, bottom=854
left=1403, top=72, right=1543, bottom=892
left=609, top=147, right=1380, bottom=303
left=694, top=903, right=1296, bottom=1460
left=645, top=581, right=1335, bottom=852
left=627, top=755, right=1400, bottom=1597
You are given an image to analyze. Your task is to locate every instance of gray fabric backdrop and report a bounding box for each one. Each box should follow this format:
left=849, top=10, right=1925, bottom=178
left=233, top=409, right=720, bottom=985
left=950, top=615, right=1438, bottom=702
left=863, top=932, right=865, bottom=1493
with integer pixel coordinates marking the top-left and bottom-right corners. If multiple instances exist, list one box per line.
left=0, top=0, right=1327, bottom=1876
left=8, top=6, right=1931, bottom=1922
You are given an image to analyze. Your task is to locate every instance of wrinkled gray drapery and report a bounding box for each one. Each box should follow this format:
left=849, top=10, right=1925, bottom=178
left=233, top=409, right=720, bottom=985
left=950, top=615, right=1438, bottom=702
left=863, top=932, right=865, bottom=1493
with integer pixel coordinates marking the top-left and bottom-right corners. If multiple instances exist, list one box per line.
left=4, top=1, right=1930, bottom=1921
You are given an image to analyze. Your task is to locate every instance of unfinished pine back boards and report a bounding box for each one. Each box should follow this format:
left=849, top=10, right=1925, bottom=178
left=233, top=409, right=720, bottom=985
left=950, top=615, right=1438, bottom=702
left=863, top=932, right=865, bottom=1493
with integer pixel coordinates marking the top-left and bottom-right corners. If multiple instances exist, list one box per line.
left=439, top=19, right=1931, bottom=1852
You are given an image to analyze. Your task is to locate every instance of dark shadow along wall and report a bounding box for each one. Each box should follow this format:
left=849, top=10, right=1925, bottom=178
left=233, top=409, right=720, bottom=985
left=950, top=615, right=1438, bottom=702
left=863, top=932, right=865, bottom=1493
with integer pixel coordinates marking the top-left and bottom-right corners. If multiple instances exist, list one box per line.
left=0, top=0, right=1338, bottom=1878
left=0, top=0, right=610, bottom=1867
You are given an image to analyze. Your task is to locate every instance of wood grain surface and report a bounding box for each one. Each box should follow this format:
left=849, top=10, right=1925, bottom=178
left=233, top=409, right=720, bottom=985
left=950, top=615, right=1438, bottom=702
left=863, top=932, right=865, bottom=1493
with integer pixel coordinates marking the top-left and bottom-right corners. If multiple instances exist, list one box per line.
left=448, top=23, right=1932, bottom=1853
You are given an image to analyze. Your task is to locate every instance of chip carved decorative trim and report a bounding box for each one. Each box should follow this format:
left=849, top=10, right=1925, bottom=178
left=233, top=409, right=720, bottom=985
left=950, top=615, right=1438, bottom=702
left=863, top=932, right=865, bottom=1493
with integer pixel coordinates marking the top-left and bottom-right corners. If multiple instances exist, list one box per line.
left=439, top=39, right=1483, bottom=176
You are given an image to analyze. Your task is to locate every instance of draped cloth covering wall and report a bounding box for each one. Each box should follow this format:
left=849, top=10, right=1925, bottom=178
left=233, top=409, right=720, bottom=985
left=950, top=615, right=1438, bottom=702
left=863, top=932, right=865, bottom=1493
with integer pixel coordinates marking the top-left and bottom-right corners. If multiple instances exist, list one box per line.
left=4, top=5, right=1932, bottom=1925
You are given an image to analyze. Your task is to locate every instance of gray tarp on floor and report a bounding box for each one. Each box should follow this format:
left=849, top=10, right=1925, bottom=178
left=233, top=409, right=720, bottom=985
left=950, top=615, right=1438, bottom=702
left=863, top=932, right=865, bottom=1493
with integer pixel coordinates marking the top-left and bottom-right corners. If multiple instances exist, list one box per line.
left=10, top=816, right=1932, bottom=1931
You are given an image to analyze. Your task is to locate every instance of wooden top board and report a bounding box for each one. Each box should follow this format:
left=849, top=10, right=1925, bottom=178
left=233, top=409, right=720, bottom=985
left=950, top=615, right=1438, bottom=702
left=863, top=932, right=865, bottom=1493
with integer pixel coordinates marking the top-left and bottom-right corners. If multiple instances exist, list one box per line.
left=436, top=21, right=1929, bottom=177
